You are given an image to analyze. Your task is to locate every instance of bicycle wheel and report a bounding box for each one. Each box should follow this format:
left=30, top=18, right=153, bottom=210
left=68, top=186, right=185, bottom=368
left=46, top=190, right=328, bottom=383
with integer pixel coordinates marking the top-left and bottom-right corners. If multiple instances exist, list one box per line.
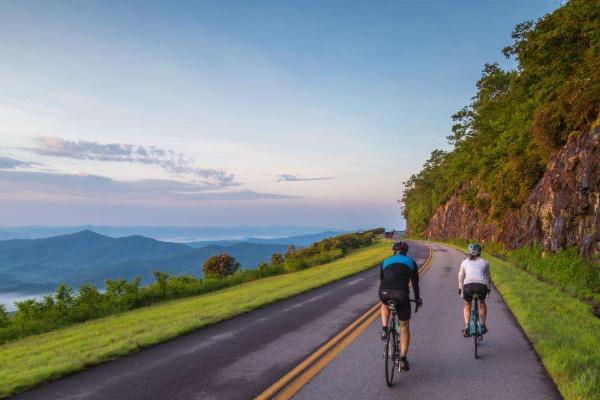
left=473, top=308, right=479, bottom=359
left=385, top=328, right=397, bottom=386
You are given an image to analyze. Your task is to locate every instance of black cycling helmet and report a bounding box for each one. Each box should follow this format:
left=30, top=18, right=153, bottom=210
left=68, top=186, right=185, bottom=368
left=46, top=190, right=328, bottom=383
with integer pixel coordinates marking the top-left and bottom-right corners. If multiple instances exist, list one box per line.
left=392, top=241, right=409, bottom=254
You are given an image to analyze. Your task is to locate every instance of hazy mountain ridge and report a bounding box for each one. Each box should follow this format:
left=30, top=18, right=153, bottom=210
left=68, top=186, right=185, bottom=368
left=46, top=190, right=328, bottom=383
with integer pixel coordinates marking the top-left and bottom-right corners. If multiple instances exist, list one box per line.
left=187, top=231, right=343, bottom=248
left=64, top=242, right=290, bottom=287
left=0, top=230, right=191, bottom=269
left=0, top=225, right=336, bottom=241
left=0, top=230, right=331, bottom=293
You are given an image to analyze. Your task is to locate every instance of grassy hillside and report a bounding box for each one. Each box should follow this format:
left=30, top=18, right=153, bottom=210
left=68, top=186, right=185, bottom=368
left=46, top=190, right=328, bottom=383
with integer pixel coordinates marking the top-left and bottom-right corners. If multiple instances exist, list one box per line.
left=0, top=241, right=389, bottom=398
left=491, top=254, right=600, bottom=400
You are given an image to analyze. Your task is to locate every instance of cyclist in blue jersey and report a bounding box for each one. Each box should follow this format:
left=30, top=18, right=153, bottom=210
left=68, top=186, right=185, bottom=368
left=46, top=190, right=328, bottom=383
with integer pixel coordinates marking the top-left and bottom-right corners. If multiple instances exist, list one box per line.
left=378, top=241, right=422, bottom=372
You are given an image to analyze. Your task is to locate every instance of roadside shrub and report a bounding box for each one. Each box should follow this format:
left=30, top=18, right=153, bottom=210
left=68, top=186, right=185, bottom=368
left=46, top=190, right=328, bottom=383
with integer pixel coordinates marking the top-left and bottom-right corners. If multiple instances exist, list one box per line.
left=507, top=244, right=600, bottom=304
left=270, top=253, right=284, bottom=266
left=0, top=305, right=9, bottom=328
left=203, top=254, right=240, bottom=278
left=483, top=242, right=507, bottom=259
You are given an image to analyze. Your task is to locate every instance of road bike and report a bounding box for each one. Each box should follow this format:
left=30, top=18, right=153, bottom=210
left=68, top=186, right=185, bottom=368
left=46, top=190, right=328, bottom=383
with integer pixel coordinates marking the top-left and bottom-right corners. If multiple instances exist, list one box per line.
left=383, top=299, right=419, bottom=387
left=468, top=294, right=484, bottom=359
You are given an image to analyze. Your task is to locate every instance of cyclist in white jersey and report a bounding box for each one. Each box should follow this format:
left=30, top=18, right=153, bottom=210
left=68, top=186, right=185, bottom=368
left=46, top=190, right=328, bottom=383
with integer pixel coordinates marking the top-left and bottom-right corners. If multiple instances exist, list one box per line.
left=458, top=243, right=491, bottom=336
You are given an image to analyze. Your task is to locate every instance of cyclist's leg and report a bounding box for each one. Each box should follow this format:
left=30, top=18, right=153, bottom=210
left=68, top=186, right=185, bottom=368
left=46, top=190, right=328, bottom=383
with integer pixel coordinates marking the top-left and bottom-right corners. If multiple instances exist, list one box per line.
left=398, top=301, right=411, bottom=371
left=380, top=303, right=390, bottom=327
left=397, top=300, right=411, bottom=357
left=378, top=288, right=390, bottom=329
left=475, top=283, right=488, bottom=325
left=480, top=300, right=487, bottom=324
left=462, top=284, right=474, bottom=325
left=463, top=301, right=471, bottom=324
left=399, top=320, right=410, bottom=357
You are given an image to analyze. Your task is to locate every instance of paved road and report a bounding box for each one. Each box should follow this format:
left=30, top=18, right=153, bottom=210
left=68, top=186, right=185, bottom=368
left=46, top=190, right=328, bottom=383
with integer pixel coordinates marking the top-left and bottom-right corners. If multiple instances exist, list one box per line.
left=12, top=244, right=430, bottom=400
left=294, top=243, right=562, bottom=400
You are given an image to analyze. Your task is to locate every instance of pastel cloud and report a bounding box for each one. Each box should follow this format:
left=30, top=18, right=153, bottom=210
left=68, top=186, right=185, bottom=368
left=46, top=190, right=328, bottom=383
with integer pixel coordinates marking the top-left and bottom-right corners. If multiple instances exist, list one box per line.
left=25, top=136, right=235, bottom=187
left=0, top=170, right=297, bottom=203
left=0, top=156, right=40, bottom=170
left=277, top=174, right=335, bottom=182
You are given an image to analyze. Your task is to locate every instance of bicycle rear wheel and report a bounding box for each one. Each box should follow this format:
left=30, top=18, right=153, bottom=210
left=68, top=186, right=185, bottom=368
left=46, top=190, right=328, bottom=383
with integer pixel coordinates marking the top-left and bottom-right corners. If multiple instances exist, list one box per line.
left=385, top=328, right=397, bottom=386
left=473, top=312, right=479, bottom=359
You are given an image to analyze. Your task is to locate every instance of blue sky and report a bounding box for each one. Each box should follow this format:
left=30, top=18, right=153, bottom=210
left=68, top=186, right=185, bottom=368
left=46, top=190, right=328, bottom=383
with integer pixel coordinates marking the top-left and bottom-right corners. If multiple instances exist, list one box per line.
left=0, top=0, right=560, bottom=229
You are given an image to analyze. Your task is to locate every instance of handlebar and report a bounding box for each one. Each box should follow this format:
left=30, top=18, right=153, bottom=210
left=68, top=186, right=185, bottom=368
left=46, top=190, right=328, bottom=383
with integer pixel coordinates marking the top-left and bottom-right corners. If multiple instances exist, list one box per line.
left=409, top=298, right=420, bottom=313
left=386, top=298, right=421, bottom=313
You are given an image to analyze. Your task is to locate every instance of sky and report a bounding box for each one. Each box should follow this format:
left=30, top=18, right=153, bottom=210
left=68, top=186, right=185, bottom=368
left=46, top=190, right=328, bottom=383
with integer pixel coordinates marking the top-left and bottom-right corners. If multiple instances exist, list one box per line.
left=0, top=0, right=561, bottom=230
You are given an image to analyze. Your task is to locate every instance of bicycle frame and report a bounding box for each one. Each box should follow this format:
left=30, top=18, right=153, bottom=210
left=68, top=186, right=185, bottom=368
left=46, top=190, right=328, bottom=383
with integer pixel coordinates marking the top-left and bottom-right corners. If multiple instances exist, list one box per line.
left=469, top=294, right=483, bottom=358
left=387, top=302, right=400, bottom=339
left=387, top=302, right=401, bottom=360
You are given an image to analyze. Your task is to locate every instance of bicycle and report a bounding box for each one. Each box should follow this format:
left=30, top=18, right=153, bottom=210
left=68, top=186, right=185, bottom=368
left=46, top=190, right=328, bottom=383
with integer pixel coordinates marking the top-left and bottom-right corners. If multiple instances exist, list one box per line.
left=383, top=299, right=419, bottom=387
left=468, top=294, right=484, bottom=359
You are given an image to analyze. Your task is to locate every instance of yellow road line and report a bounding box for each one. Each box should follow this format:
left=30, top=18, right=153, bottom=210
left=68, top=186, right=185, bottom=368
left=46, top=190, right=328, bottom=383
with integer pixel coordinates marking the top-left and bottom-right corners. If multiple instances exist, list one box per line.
left=257, top=242, right=433, bottom=400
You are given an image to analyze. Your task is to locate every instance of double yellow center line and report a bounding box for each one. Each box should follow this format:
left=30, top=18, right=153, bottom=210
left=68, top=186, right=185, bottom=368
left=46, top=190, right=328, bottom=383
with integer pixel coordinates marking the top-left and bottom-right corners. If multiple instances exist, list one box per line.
left=257, top=243, right=434, bottom=400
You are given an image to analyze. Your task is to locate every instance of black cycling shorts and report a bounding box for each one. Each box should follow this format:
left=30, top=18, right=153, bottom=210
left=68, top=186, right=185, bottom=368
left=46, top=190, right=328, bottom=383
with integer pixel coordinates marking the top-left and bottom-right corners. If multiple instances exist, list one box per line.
left=463, top=283, right=488, bottom=302
left=378, top=288, right=411, bottom=321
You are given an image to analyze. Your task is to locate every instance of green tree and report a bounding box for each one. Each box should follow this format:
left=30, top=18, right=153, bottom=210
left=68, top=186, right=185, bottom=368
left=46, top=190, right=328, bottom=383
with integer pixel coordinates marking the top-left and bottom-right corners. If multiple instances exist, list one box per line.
left=55, top=284, right=73, bottom=311
left=76, top=284, right=103, bottom=308
left=270, top=253, right=284, bottom=266
left=285, top=245, right=297, bottom=258
left=152, top=271, right=170, bottom=293
left=0, top=304, right=9, bottom=328
left=203, top=254, right=240, bottom=278
left=402, top=0, right=600, bottom=236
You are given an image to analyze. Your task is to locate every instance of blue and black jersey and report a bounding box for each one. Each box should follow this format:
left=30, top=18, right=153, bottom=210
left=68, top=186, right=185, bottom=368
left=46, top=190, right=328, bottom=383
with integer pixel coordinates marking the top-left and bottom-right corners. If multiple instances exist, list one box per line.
left=379, top=254, right=420, bottom=299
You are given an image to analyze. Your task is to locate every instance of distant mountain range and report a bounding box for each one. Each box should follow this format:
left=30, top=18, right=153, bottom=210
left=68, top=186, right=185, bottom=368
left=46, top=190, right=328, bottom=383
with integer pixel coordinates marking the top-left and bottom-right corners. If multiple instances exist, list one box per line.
left=0, top=225, right=339, bottom=242
left=187, top=231, right=343, bottom=248
left=0, top=230, right=341, bottom=294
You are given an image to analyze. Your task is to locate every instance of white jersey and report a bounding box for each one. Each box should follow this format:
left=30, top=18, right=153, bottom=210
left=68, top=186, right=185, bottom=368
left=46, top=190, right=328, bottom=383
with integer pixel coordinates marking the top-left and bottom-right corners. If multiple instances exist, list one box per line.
left=458, top=257, right=491, bottom=289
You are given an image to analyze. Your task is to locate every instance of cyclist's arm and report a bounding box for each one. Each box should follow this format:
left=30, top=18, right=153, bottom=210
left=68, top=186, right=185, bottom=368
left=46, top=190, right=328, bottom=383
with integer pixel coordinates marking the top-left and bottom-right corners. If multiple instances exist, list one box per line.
left=458, top=262, right=465, bottom=289
left=484, top=260, right=492, bottom=288
left=379, top=263, right=384, bottom=283
left=411, top=261, right=420, bottom=299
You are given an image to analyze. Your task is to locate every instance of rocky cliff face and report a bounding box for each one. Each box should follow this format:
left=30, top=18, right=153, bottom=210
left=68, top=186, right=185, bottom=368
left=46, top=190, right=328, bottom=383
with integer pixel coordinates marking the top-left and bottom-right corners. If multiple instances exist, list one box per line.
left=425, top=125, right=600, bottom=256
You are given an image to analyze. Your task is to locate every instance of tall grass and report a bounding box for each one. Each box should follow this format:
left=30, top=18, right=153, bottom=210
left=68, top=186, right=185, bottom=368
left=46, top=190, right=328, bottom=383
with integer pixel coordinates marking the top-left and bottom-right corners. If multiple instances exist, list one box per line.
left=487, top=254, right=600, bottom=400
left=506, top=245, right=600, bottom=304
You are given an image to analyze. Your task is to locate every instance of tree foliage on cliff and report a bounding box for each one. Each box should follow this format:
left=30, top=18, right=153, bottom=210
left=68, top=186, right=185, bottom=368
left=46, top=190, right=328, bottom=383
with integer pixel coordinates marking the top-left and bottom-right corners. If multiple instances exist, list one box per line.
left=402, top=0, right=600, bottom=235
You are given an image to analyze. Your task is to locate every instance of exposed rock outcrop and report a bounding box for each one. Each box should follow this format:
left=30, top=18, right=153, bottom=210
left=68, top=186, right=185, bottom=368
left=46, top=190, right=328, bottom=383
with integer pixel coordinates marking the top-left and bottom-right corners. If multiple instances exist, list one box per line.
left=425, top=125, right=600, bottom=256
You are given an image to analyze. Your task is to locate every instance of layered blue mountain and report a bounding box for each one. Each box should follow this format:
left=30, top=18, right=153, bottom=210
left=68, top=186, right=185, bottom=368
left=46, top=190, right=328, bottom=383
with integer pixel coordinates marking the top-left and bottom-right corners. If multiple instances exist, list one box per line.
left=0, top=230, right=289, bottom=293
left=186, top=231, right=343, bottom=248
left=0, top=226, right=335, bottom=241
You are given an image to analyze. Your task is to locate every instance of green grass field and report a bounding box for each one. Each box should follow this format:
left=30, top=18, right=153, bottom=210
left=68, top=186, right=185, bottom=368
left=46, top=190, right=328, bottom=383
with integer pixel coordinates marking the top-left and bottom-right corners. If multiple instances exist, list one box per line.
left=440, top=242, right=600, bottom=400
left=0, top=241, right=389, bottom=398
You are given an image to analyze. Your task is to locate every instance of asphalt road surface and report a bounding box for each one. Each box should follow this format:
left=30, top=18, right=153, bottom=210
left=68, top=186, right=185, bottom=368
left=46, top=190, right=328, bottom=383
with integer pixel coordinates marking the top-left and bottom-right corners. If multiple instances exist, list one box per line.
left=294, top=243, right=561, bottom=400
left=12, top=243, right=430, bottom=400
